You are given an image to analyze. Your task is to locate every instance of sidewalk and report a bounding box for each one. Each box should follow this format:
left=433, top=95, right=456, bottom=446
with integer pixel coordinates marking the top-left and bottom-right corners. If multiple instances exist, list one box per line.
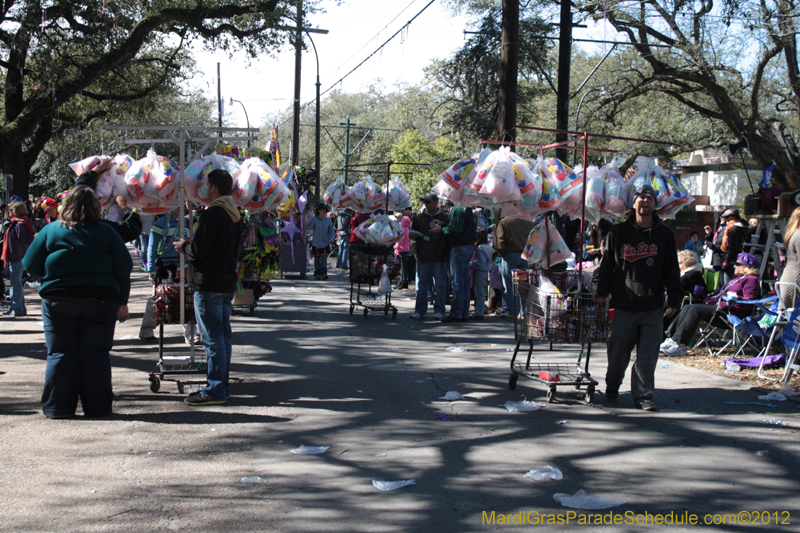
left=2, top=254, right=799, bottom=532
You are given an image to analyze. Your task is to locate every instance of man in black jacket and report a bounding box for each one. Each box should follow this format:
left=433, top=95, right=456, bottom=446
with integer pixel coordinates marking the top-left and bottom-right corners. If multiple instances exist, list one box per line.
left=593, top=184, right=682, bottom=411
left=174, top=169, right=244, bottom=405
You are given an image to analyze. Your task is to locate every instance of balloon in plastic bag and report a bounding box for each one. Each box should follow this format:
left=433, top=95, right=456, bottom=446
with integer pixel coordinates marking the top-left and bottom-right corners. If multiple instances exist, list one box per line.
left=658, top=172, right=695, bottom=219
left=522, top=217, right=575, bottom=269
left=354, top=214, right=402, bottom=245
left=385, top=177, right=412, bottom=210
left=236, top=158, right=288, bottom=213
left=602, top=162, right=627, bottom=219
left=526, top=157, right=561, bottom=212
left=438, top=149, right=487, bottom=193
left=584, top=165, right=605, bottom=221
left=477, top=147, right=522, bottom=202
left=350, top=175, right=385, bottom=213
left=324, top=177, right=352, bottom=209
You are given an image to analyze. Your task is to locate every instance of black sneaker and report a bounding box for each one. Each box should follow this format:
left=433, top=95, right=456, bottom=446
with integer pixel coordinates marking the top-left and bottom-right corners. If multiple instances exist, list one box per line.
left=635, top=399, right=657, bottom=411
left=184, top=391, right=226, bottom=406
left=605, top=389, right=619, bottom=401
left=440, top=315, right=457, bottom=323
left=322, top=275, right=329, bottom=280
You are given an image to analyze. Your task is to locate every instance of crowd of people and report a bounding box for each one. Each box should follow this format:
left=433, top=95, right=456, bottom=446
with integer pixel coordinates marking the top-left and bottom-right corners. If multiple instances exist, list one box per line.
left=3, top=171, right=800, bottom=418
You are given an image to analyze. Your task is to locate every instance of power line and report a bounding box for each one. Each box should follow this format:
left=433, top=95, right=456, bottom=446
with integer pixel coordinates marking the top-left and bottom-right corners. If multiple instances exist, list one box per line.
left=319, top=0, right=437, bottom=99
left=320, top=0, right=423, bottom=86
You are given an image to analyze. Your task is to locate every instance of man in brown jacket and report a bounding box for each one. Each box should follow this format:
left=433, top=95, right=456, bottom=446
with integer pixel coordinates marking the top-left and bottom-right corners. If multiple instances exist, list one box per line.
left=493, top=216, right=534, bottom=317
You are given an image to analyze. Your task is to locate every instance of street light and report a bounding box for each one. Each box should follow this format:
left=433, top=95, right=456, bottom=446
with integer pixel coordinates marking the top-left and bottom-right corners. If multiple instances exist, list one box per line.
left=305, top=30, right=321, bottom=204
left=572, top=87, right=608, bottom=168
left=229, top=97, right=251, bottom=148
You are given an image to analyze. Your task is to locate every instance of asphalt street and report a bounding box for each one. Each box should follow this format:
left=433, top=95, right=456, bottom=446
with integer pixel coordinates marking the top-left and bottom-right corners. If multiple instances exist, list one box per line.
left=2, top=254, right=799, bottom=532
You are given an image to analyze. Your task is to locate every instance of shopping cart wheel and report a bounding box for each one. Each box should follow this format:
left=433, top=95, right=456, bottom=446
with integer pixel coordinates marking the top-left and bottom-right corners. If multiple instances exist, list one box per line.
left=585, top=385, right=595, bottom=404
left=363, top=308, right=369, bottom=319
left=547, top=386, right=556, bottom=403
left=248, top=306, right=255, bottom=317
left=391, top=309, right=397, bottom=319
left=149, top=375, right=160, bottom=393
left=508, top=372, right=518, bottom=390
left=349, top=305, right=354, bottom=315
left=177, top=382, right=185, bottom=395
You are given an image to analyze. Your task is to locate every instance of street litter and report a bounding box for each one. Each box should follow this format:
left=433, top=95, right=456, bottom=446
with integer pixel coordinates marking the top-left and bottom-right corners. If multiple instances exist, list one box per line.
left=779, top=382, right=799, bottom=397
left=556, top=420, right=570, bottom=425
left=290, top=445, right=329, bottom=454
left=500, top=400, right=542, bottom=412
left=759, top=392, right=787, bottom=402
left=506, top=348, right=514, bottom=352
left=553, top=489, right=625, bottom=510
left=724, top=361, right=741, bottom=374
left=241, top=476, right=263, bottom=484
left=756, top=450, right=770, bottom=456
left=660, top=363, right=672, bottom=368
left=765, top=419, right=790, bottom=426
left=446, top=347, right=466, bottom=352
left=439, top=391, right=464, bottom=400
left=120, top=334, right=138, bottom=340
left=25, top=281, right=41, bottom=288
left=372, top=479, right=415, bottom=491
left=726, top=401, right=777, bottom=408
left=436, top=413, right=454, bottom=421
left=524, top=466, right=563, bottom=481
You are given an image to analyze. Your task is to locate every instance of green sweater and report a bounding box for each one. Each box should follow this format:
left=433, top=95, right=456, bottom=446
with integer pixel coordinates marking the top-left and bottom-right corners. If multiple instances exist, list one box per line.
left=22, top=222, right=133, bottom=305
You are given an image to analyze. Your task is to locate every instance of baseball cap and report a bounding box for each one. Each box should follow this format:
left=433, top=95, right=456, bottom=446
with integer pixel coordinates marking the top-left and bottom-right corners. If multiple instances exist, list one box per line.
left=735, top=252, right=760, bottom=268
left=721, top=207, right=740, bottom=219
left=632, top=184, right=657, bottom=201
left=421, top=193, right=438, bottom=204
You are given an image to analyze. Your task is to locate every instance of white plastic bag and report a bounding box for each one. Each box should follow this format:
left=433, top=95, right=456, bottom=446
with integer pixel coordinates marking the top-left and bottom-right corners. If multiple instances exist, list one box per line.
left=372, top=479, right=415, bottom=491
left=377, top=264, right=393, bottom=295
left=290, top=445, right=329, bottom=455
left=553, top=489, right=625, bottom=509
left=524, top=466, right=563, bottom=481
left=477, top=147, right=522, bottom=202
left=501, top=400, right=541, bottom=412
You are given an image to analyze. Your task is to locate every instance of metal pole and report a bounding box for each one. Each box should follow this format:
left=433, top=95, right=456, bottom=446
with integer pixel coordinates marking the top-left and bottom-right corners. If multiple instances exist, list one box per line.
left=572, top=88, right=602, bottom=167
left=305, top=31, right=322, bottom=203
left=343, top=116, right=351, bottom=185
left=230, top=98, right=251, bottom=148
left=217, top=63, right=222, bottom=139
left=291, top=0, right=303, bottom=167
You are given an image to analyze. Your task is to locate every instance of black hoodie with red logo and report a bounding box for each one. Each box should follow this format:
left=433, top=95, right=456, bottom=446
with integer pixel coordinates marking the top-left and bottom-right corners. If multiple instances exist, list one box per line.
left=595, top=214, right=683, bottom=312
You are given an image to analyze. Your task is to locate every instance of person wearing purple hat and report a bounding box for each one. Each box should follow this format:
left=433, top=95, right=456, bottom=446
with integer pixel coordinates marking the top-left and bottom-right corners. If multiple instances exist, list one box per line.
left=661, top=252, right=761, bottom=356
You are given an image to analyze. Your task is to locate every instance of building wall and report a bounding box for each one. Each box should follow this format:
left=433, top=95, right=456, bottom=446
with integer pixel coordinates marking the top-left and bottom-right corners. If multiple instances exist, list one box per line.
left=680, top=169, right=760, bottom=207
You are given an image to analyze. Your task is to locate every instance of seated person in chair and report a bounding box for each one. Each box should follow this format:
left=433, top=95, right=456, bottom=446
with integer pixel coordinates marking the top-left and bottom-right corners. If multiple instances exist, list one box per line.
left=679, top=250, right=705, bottom=299
left=660, top=252, right=761, bottom=356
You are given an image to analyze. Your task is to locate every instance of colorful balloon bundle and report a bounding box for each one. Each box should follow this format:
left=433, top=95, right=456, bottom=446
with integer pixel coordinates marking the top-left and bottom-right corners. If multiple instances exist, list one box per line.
left=68, top=154, right=134, bottom=207
left=349, top=175, right=386, bottom=212
left=385, top=177, right=412, bottom=210
left=522, top=217, right=575, bottom=269
left=626, top=162, right=694, bottom=218
left=185, top=153, right=241, bottom=207
left=124, top=149, right=181, bottom=213
left=434, top=148, right=491, bottom=204
left=235, top=158, right=289, bottom=213
left=323, top=177, right=351, bottom=209
left=353, top=214, right=403, bottom=245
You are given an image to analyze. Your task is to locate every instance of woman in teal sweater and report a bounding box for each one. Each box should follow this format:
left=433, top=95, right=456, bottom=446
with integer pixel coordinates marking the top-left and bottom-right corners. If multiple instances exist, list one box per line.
left=23, top=186, right=132, bottom=419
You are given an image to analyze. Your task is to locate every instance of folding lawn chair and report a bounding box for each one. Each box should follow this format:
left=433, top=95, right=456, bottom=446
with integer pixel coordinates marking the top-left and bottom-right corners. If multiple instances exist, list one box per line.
left=727, top=296, right=780, bottom=358
left=694, top=294, right=775, bottom=357
left=757, top=283, right=800, bottom=382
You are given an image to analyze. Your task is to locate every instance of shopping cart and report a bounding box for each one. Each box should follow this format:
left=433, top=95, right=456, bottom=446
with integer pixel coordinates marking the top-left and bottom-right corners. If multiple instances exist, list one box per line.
left=147, top=281, right=206, bottom=394
left=349, top=243, right=398, bottom=319
left=508, top=270, right=608, bottom=404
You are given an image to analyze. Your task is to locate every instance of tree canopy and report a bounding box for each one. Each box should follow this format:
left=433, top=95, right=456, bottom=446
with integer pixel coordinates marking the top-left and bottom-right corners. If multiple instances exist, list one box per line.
left=0, top=0, right=307, bottom=197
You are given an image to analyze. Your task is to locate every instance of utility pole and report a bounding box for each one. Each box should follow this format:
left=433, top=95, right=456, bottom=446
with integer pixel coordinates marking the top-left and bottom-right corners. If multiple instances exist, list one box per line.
left=291, top=0, right=303, bottom=167
left=217, top=62, right=222, bottom=139
left=497, top=0, right=519, bottom=144
left=342, top=116, right=353, bottom=184
left=555, top=0, right=573, bottom=163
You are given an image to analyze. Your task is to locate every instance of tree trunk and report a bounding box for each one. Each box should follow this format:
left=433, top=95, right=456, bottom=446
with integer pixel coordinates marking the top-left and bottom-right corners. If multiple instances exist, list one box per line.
left=497, top=0, right=519, bottom=143
left=0, top=144, right=30, bottom=200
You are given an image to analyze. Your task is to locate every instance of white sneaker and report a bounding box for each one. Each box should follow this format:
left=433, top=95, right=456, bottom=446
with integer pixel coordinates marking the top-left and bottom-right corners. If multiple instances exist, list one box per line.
left=660, top=338, right=678, bottom=353
left=434, top=313, right=443, bottom=320
left=410, top=313, right=423, bottom=319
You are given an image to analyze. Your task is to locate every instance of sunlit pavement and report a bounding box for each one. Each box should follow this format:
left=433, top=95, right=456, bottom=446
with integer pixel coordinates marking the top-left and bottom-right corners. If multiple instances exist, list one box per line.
left=1, top=253, right=799, bottom=532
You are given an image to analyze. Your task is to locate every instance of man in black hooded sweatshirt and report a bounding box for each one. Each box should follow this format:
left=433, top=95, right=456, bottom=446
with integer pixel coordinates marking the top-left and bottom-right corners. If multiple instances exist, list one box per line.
left=593, top=183, right=682, bottom=411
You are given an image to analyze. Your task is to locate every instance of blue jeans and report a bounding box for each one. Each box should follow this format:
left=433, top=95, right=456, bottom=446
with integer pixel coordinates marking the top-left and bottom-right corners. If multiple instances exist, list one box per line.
left=9, top=260, right=25, bottom=315
left=194, top=291, right=234, bottom=400
left=473, top=269, right=488, bottom=317
left=415, top=261, right=447, bottom=317
left=336, top=235, right=350, bottom=268
left=41, top=297, right=119, bottom=417
left=139, top=234, right=150, bottom=269
left=500, top=252, right=529, bottom=313
left=449, top=244, right=473, bottom=319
